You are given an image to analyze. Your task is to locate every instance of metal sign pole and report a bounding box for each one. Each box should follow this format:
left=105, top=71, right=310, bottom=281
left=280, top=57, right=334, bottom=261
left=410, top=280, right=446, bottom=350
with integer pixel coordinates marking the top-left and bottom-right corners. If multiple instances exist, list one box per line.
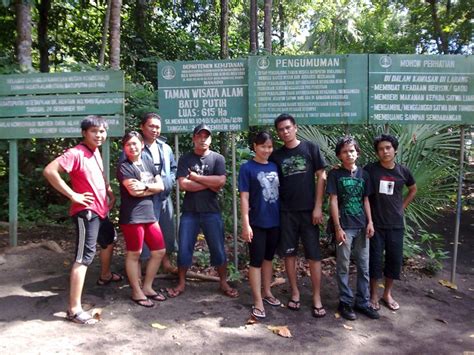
left=8, top=140, right=18, bottom=246
left=450, top=126, right=466, bottom=284
left=231, top=133, right=238, bottom=269
left=174, top=134, right=180, bottom=238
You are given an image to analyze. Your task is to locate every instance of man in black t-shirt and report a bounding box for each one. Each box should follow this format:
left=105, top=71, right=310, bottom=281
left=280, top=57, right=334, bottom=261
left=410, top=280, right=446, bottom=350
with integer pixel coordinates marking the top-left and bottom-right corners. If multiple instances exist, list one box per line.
left=270, top=113, right=327, bottom=318
left=167, top=124, right=238, bottom=299
left=365, top=134, right=417, bottom=312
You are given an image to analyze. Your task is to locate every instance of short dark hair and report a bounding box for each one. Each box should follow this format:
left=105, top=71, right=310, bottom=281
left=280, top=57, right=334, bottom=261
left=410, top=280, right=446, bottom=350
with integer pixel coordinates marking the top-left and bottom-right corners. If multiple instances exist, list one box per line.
left=335, top=136, right=361, bottom=156
left=140, top=112, right=161, bottom=126
left=253, top=131, right=273, bottom=146
left=80, top=115, right=108, bottom=131
left=373, top=134, right=399, bottom=152
left=274, top=113, right=295, bottom=129
left=122, top=130, right=144, bottom=146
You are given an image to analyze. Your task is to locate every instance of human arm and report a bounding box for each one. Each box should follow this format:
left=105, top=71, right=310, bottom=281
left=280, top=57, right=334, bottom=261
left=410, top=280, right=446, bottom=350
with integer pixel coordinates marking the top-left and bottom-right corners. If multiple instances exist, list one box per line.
left=312, top=168, right=327, bottom=225
left=403, top=184, right=417, bottom=209
left=43, top=160, right=94, bottom=207
left=363, top=196, right=374, bottom=238
left=329, top=193, right=345, bottom=244
left=106, top=184, right=116, bottom=210
left=240, top=191, right=253, bottom=243
left=123, top=175, right=164, bottom=197
left=187, top=170, right=226, bottom=192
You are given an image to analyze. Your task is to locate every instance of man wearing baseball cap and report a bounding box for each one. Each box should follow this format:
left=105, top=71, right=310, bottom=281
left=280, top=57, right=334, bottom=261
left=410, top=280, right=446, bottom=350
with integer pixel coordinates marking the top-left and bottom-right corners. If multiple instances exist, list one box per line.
left=167, top=124, right=238, bottom=298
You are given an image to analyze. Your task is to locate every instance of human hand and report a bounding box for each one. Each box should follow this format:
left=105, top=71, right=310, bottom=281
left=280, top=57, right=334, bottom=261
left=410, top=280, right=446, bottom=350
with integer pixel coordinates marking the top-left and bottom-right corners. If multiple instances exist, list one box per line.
left=335, top=228, right=346, bottom=245
left=71, top=191, right=95, bottom=207
left=242, top=225, right=253, bottom=243
left=312, top=207, right=324, bottom=225
left=366, top=222, right=375, bottom=238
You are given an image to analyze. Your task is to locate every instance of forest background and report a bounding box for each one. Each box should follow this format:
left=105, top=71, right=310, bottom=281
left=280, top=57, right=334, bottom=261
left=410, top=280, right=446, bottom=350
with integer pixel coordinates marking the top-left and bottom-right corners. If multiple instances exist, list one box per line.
left=0, top=0, right=472, bottom=273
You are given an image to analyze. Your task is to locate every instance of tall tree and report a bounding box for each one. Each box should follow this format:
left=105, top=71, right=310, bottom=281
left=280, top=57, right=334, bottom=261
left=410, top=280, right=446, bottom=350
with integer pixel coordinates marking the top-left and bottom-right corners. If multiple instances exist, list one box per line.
left=249, top=0, right=258, bottom=53
left=109, top=0, right=122, bottom=69
left=99, top=0, right=112, bottom=66
left=37, top=0, right=51, bottom=72
left=15, top=0, right=32, bottom=71
left=220, top=0, right=229, bottom=59
left=263, top=0, right=272, bottom=53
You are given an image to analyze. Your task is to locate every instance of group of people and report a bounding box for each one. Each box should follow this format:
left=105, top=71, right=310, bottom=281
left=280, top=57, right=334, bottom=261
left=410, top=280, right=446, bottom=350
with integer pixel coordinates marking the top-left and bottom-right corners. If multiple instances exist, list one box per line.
left=43, top=112, right=416, bottom=325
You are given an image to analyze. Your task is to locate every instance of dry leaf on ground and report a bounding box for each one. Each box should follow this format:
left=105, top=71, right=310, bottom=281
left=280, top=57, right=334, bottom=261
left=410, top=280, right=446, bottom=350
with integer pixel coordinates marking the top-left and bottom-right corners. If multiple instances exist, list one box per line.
left=151, top=323, right=167, bottom=329
left=270, top=277, right=286, bottom=287
left=438, top=279, right=458, bottom=290
left=343, top=324, right=353, bottom=330
left=268, top=325, right=292, bottom=338
left=435, top=318, right=448, bottom=324
left=334, top=312, right=340, bottom=319
left=247, top=316, right=258, bottom=325
left=91, top=308, right=103, bottom=321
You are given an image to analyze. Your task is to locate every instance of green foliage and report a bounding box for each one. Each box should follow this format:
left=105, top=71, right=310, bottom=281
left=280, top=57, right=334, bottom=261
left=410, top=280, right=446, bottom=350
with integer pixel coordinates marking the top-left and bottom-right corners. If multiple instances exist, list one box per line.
left=226, top=262, right=242, bottom=282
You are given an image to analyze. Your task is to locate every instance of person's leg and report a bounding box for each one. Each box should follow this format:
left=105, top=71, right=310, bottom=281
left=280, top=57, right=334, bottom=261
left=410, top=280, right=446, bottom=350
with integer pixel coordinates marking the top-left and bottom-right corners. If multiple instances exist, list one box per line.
left=160, top=197, right=177, bottom=273
left=382, top=228, right=404, bottom=310
left=285, top=256, right=300, bottom=308
left=168, top=213, right=199, bottom=296
left=99, top=244, right=114, bottom=280
left=352, top=230, right=370, bottom=309
left=335, top=229, right=355, bottom=306
left=262, top=227, right=280, bottom=303
left=248, top=226, right=266, bottom=310
left=141, top=222, right=166, bottom=297
left=126, top=250, right=149, bottom=301
left=369, top=229, right=385, bottom=308
left=69, top=262, right=88, bottom=314
left=202, top=212, right=238, bottom=297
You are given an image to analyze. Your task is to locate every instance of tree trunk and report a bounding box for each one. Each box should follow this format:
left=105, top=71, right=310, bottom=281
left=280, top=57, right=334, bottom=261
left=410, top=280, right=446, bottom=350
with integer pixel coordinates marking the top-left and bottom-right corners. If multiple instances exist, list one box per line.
left=15, top=0, right=33, bottom=72
left=278, top=0, right=284, bottom=49
left=263, top=0, right=272, bottom=53
left=38, top=0, right=51, bottom=73
left=220, top=0, right=229, bottom=59
left=99, top=0, right=112, bottom=66
left=426, top=0, right=449, bottom=54
left=250, top=0, right=258, bottom=54
left=109, top=0, right=122, bottom=70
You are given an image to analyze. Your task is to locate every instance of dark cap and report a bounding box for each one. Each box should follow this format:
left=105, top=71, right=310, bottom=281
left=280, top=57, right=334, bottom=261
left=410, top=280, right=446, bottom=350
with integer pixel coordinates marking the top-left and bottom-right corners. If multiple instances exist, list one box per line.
left=193, top=123, right=212, bottom=136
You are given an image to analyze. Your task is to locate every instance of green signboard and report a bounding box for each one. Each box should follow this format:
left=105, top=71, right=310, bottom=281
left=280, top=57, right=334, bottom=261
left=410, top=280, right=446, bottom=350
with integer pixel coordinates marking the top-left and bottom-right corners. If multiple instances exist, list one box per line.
left=158, top=59, right=248, bottom=133
left=0, top=71, right=125, bottom=139
left=248, top=54, right=368, bottom=125
left=369, top=55, right=474, bottom=124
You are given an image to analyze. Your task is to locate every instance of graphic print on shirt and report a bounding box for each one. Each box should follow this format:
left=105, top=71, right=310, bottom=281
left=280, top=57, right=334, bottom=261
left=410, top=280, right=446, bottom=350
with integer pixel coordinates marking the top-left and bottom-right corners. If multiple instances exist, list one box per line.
left=338, top=177, right=365, bottom=216
left=189, top=162, right=210, bottom=176
left=257, top=171, right=279, bottom=203
left=379, top=176, right=396, bottom=195
left=281, top=155, right=307, bottom=177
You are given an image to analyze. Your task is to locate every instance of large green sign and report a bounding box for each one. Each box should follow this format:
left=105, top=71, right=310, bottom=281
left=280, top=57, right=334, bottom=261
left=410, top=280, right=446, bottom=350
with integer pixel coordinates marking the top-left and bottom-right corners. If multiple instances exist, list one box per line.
left=369, top=55, right=474, bottom=124
left=248, top=54, right=368, bottom=125
left=158, top=59, right=248, bottom=133
left=0, top=71, right=125, bottom=139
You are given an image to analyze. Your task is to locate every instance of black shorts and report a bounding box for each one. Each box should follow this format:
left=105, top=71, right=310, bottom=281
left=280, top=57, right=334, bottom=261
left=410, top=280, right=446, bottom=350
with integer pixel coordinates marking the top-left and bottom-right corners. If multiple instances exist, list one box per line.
left=248, top=226, right=280, bottom=268
left=72, top=210, right=117, bottom=266
left=279, top=211, right=321, bottom=261
left=369, top=228, right=404, bottom=280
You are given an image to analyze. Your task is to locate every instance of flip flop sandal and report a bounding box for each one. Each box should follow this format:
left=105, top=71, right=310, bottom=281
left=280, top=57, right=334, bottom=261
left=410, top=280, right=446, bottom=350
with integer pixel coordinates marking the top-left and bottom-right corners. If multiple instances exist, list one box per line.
left=131, top=298, right=154, bottom=308
left=287, top=299, right=300, bottom=311
left=312, top=306, right=326, bottom=318
left=221, top=287, right=239, bottom=298
left=145, top=292, right=167, bottom=302
left=251, top=306, right=266, bottom=319
left=97, top=271, right=124, bottom=286
left=263, top=296, right=281, bottom=307
left=380, top=298, right=400, bottom=311
left=66, top=310, right=98, bottom=325
left=369, top=300, right=381, bottom=311
left=166, top=288, right=184, bottom=298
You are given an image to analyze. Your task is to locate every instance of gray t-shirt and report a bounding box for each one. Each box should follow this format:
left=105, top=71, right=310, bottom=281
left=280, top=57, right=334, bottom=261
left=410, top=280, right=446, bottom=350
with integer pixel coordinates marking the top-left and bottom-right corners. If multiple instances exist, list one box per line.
left=177, top=150, right=226, bottom=213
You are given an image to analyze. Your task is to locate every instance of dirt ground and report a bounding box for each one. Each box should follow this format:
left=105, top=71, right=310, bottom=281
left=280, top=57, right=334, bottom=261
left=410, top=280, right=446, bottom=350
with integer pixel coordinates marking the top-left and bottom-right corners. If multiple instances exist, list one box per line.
left=0, top=210, right=473, bottom=354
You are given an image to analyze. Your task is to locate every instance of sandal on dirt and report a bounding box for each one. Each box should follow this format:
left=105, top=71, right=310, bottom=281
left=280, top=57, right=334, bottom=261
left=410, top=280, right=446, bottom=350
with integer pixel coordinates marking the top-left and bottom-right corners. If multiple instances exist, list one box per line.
left=369, top=300, right=381, bottom=311
left=131, top=298, right=154, bottom=308
left=251, top=306, right=266, bottom=319
left=166, top=288, right=184, bottom=298
left=97, top=271, right=124, bottom=286
left=220, top=287, right=239, bottom=298
left=145, top=292, right=167, bottom=302
left=312, top=306, right=326, bottom=318
left=66, top=310, right=98, bottom=325
left=287, top=299, right=300, bottom=311
left=380, top=298, right=400, bottom=311
left=263, top=296, right=281, bottom=307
